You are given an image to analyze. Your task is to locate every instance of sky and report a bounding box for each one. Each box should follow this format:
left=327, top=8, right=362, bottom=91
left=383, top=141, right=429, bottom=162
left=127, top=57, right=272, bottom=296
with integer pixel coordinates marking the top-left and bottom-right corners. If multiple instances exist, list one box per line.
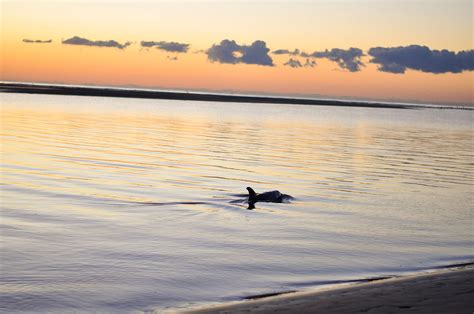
left=1, top=0, right=473, bottom=105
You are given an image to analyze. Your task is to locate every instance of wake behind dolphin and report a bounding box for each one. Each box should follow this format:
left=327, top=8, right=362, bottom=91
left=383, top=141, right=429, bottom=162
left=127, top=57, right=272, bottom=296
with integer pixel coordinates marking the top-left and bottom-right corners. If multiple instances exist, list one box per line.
left=246, top=186, right=293, bottom=209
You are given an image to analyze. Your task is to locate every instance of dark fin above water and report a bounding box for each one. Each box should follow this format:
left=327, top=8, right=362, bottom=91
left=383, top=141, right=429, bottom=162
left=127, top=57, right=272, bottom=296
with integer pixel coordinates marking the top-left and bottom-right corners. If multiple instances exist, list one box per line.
left=246, top=187, right=257, bottom=209
left=245, top=186, right=293, bottom=209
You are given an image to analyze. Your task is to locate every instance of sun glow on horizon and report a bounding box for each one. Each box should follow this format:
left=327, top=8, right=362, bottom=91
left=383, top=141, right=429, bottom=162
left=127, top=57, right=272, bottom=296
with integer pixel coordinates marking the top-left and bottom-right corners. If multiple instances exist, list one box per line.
left=1, top=0, right=473, bottom=104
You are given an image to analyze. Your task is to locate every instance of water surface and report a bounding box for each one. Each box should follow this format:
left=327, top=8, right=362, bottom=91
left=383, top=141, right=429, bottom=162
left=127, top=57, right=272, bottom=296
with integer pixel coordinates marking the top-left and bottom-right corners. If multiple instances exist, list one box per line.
left=1, top=93, right=473, bottom=312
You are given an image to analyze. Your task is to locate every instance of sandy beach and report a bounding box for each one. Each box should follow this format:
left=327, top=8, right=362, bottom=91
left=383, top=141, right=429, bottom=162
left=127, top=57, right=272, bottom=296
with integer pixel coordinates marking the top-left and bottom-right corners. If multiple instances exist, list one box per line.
left=180, top=266, right=474, bottom=314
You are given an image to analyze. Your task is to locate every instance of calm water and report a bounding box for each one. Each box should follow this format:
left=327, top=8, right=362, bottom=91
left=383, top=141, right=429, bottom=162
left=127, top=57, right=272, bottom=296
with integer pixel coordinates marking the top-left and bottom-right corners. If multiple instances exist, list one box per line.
left=1, top=93, right=473, bottom=313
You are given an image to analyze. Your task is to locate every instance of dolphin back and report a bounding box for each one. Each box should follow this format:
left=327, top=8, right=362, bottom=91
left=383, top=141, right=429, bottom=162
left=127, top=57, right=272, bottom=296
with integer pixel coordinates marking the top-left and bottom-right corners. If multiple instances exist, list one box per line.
left=246, top=187, right=293, bottom=209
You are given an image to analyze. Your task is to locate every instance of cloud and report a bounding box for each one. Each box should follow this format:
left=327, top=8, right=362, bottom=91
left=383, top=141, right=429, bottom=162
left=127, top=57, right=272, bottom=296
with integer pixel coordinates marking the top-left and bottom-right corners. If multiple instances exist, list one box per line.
left=207, top=39, right=274, bottom=66
left=273, top=48, right=300, bottom=56
left=23, top=39, right=52, bottom=44
left=141, top=41, right=156, bottom=48
left=283, top=58, right=316, bottom=69
left=311, top=48, right=364, bottom=72
left=62, top=36, right=131, bottom=49
left=141, top=41, right=189, bottom=53
left=284, top=58, right=303, bottom=68
left=304, top=59, right=316, bottom=68
left=273, top=49, right=291, bottom=55
left=240, top=41, right=274, bottom=66
left=207, top=39, right=240, bottom=64
left=368, top=45, right=474, bottom=74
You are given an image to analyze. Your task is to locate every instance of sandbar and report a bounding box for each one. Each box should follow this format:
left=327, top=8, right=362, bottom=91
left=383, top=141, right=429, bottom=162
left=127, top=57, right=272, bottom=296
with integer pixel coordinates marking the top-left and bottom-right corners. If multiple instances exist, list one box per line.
left=0, top=82, right=412, bottom=109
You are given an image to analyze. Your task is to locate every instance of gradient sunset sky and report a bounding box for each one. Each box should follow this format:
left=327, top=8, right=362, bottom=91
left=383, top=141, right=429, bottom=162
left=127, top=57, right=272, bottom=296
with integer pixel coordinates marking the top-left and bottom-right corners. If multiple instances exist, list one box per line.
left=1, top=0, right=473, bottom=105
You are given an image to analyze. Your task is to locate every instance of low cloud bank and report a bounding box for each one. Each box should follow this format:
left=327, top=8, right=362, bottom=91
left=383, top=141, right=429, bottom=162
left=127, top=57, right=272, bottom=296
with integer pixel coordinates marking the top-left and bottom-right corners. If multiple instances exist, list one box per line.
left=368, top=45, right=474, bottom=74
left=62, top=36, right=131, bottom=49
left=141, top=41, right=189, bottom=53
left=23, top=39, right=52, bottom=44
left=35, top=35, right=473, bottom=74
left=273, top=49, right=300, bottom=56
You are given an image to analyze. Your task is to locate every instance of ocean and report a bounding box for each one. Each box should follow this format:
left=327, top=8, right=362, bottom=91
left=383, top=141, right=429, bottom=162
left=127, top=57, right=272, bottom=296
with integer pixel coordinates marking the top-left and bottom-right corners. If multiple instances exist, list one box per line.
left=1, top=93, right=473, bottom=312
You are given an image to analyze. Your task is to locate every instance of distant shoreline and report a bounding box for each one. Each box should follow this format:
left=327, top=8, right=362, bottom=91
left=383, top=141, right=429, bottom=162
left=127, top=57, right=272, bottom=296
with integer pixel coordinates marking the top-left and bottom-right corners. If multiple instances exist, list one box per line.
left=2, top=82, right=471, bottom=110
left=0, top=82, right=428, bottom=110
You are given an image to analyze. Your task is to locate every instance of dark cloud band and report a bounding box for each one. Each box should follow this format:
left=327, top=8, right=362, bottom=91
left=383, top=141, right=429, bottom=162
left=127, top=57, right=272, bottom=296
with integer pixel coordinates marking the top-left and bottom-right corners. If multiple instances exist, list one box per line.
left=273, top=49, right=300, bottom=56
left=23, top=39, right=52, bottom=44
left=141, top=41, right=189, bottom=53
left=368, top=45, right=474, bottom=74
left=30, top=34, right=474, bottom=75
left=62, top=36, right=131, bottom=49
left=207, top=39, right=274, bottom=66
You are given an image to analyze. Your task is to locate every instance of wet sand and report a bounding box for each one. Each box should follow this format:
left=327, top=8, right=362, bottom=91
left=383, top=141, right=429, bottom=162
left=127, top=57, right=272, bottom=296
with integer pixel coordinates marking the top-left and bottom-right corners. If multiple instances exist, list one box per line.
left=0, top=82, right=412, bottom=109
left=180, top=266, right=474, bottom=314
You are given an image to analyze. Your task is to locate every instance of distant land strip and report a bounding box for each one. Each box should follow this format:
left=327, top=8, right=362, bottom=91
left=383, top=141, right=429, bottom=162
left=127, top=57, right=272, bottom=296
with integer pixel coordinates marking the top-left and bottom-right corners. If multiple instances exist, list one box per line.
left=0, top=82, right=470, bottom=110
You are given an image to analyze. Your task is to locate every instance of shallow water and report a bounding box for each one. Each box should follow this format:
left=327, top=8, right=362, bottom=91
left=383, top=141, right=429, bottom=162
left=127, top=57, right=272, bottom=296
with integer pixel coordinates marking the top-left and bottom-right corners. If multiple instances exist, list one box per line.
left=1, top=93, right=473, bottom=313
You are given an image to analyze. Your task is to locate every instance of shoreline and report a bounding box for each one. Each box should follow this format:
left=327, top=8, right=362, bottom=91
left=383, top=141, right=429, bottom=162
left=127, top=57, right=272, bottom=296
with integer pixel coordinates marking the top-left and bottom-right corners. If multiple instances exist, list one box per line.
left=0, top=82, right=432, bottom=110
left=175, top=264, right=474, bottom=314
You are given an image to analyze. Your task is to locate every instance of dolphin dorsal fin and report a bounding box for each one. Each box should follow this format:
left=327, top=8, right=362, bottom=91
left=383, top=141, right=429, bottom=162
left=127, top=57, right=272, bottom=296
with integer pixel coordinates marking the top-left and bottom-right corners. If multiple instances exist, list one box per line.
left=246, top=187, right=257, bottom=201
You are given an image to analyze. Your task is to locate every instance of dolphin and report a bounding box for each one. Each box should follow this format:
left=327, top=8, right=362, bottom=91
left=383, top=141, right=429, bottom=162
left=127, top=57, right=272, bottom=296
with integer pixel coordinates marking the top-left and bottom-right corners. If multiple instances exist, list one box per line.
left=246, top=186, right=293, bottom=210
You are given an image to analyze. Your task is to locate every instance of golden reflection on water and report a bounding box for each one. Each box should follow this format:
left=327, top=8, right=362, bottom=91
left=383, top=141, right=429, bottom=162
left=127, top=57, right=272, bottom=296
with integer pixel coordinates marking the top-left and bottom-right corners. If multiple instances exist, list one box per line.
left=2, top=96, right=473, bottom=204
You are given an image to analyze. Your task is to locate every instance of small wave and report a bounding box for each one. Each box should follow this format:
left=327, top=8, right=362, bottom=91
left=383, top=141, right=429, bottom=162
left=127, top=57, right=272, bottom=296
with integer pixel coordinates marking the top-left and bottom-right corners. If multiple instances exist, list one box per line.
left=135, top=201, right=211, bottom=206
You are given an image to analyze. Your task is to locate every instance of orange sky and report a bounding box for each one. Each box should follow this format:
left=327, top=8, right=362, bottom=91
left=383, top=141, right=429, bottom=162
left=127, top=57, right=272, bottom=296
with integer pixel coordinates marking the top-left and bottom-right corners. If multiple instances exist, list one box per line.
left=1, top=0, right=473, bottom=105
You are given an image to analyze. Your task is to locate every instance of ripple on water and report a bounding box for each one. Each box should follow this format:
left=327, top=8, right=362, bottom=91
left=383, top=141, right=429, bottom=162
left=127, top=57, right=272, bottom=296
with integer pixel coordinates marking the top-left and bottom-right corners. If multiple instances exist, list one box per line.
left=1, top=93, right=473, bottom=312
